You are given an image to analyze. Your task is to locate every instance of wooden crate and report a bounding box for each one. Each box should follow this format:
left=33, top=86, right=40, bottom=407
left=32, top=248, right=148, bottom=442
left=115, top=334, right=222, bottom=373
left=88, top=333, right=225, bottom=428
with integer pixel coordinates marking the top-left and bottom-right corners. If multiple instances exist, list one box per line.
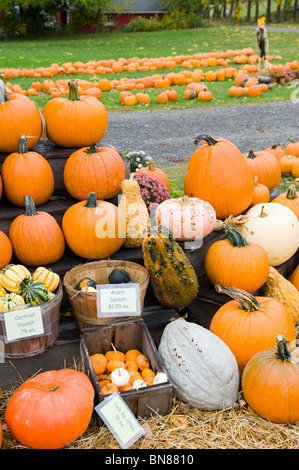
left=80, top=319, right=173, bottom=423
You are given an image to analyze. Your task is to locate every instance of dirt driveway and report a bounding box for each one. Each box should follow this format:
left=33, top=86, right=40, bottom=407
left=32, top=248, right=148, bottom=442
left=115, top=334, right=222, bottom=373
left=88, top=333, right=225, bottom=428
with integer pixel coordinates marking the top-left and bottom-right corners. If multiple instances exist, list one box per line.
left=101, top=100, right=299, bottom=167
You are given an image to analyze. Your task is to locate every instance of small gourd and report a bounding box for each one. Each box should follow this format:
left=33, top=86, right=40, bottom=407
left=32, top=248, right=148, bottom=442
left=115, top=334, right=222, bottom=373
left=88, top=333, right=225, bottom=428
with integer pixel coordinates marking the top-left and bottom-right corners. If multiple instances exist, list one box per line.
left=81, top=286, right=97, bottom=293
left=2, top=264, right=31, bottom=294
left=118, top=175, right=150, bottom=248
left=110, top=368, right=130, bottom=387
left=21, top=280, right=49, bottom=305
left=153, top=372, right=168, bottom=384
left=75, top=277, right=97, bottom=291
left=132, top=379, right=148, bottom=390
left=142, top=225, right=198, bottom=309
left=108, top=268, right=131, bottom=284
left=0, top=293, right=25, bottom=312
left=264, top=267, right=299, bottom=323
left=32, top=267, right=60, bottom=293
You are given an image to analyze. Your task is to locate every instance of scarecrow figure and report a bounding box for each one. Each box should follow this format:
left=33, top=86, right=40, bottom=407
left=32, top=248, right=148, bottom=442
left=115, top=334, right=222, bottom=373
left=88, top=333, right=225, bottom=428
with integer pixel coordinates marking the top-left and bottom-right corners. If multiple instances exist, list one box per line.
left=256, top=17, right=269, bottom=69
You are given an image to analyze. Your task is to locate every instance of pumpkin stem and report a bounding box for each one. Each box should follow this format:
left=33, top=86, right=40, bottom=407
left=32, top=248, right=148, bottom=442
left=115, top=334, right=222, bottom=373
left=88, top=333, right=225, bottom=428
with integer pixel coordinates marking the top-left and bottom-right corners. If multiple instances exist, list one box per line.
left=148, top=162, right=155, bottom=171
left=253, top=176, right=258, bottom=186
left=271, top=143, right=282, bottom=150
left=84, top=143, right=100, bottom=155
left=84, top=192, right=98, bottom=208
left=247, top=149, right=257, bottom=159
left=275, top=335, right=292, bottom=361
left=259, top=205, right=268, bottom=218
left=48, top=384, right=59, bottom=392
left=17, top=135, right=28, bottom=154
left=286, top=184, right=298, bottom=200
left=68, top=80, right=80, bottom=101
left=24, top=195, right=38, bottom=216
left=194, top=134, right=218, bottom=146
left=215, top=285, right=261, bottom=311
left=225, top=224, right=249, bottom=247
left=288, top=137, right=295, bottom=143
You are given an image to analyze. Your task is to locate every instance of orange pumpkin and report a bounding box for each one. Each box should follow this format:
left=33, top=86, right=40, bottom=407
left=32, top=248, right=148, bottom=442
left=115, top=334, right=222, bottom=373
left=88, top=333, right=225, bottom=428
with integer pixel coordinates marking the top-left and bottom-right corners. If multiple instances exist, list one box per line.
left=242, top=335, right=299, bottom=424
left=250, top=176, right=270, bottom=206
left=1, top=135, right=54, bottom=207
left=205, top=225, right=269, bottom=292
left=244, top=149, right=281, bottom=190
left=90, top=353, right=107, bottom=376
left=135, top=354, right=150, bottom=370
left=43, top=79, right=108, bottom=148
left=184, top=135, right=254, bottom=219
left=210, top=285, right=297, bottom=371
left=105, top=349, right=125, bottom=362
left=0, top=79, right=42, bottom=153
left=271, top=184, right=299, bottom=220
left=101, top=383, right=119, bottom=395
left=264, top=144, right=285, bottom=161
left=9, top=195, right=65, bottom=266
left=135, top=162, right=169, bottom=189
left=0, top=231, right=13, bottom=269
left=106, top=360, right=126, bottom=373
left=285, top=139, right=299, bottom=157
left=62, top=192, right=125, bottom=260
left=291, top=159, right=299, bottom=178
left=63, top=144, right=125, bottom=201
left=279, top=154, right=298, bottom=174
left=4, top=369, right=95, bottom=449
left=125, top=349, right=142, bottom=362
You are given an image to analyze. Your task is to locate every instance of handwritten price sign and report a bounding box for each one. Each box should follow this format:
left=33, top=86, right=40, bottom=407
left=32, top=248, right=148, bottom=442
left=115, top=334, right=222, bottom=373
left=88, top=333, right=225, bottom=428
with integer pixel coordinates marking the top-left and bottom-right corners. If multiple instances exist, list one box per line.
left=96, top=283, right=141, bottom=318
left=3, top=306, right=44, bottom=342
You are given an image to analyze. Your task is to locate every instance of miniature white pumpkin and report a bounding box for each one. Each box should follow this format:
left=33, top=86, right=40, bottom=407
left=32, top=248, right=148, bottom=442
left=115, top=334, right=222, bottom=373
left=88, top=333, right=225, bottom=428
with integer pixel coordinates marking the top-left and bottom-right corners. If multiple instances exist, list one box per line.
left=158, top=318, right=239, bottom=411
left=155, top=196, right=216, bottom=242
left=132, top=379, right=147, bottom=390
left=153, top=372, right=168, bottom=384
left=110, top=368, right=130, bottom=387
left=238, top=203, right=299, bottom=266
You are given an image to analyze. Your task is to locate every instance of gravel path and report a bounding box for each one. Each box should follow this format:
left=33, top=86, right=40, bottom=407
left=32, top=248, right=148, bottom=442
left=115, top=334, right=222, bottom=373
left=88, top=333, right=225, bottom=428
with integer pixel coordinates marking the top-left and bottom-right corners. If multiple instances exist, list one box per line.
left=101, top=101, right=299, bottom=167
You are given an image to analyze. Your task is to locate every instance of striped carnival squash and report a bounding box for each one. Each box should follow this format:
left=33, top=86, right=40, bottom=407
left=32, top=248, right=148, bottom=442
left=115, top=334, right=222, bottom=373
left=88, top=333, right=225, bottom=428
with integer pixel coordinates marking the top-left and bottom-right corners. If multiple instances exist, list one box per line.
left=142, top=225, right=198, bottom=309
left=2, top=265, right=31, bottom=294
left=0, top=287, right=7, bottom=299
left=32, top=267, right=60, bottom=293
left=0, top=293, right=25, bottom=312
left=0, top=264, right=14, bottom=289
left=21, top=280, right=49, bottom=305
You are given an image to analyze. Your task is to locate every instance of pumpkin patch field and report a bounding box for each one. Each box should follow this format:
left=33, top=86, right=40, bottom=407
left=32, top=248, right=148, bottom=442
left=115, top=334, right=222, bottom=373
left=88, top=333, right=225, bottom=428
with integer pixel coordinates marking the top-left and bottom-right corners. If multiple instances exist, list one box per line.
left=0, top=26, right=299, bottom=451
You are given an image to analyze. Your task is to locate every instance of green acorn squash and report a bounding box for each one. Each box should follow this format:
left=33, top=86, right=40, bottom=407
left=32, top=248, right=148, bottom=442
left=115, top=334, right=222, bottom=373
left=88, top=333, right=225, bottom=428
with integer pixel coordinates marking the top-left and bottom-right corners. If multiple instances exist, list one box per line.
left=75, top=277, right=97, bottom=291
left=108, top=269, right=131, bottom=284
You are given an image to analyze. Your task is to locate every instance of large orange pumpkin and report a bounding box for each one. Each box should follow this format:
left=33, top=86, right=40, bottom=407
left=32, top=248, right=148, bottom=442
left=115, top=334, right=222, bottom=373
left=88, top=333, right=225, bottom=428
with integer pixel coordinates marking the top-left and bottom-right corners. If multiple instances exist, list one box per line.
left=63, top=143, right=125, bottom=201
left=9, top=195, right=65, bottom=266
left=0, top=231, right=13, bottom=269
left=43, top=79, right=108, bottom=148
left=184, top=135, right=254, bottom=219
left=0, top=174, right=2, bottom=199
left=135, top=162, right=170, bottom=189
left=0, top=79, right=42, bottom=153
left=210, top=285, right=297, bottom=371
left=244, top=149, right=281, bottom=190
left=242, top=335, right=299, bottom=424
left=5, top=369, right=95, bottom=449
left=62, top=192, right=125, bottom=259
left=1, top=135, right=54, bottom=207
left=271, top=184, right=299, bottom=220
left=205, top=225, right=269, bottom=293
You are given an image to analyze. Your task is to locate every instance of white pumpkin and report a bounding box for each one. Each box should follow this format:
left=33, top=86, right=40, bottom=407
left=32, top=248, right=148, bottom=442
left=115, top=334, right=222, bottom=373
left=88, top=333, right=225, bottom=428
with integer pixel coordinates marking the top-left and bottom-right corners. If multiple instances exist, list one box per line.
left=110, top=368, right=130, bottom=387
left=155, top=196, right=216, bottom=242
left=158, top=318, right=239, bottom=411
left=238, top=203, right=299, bottom=266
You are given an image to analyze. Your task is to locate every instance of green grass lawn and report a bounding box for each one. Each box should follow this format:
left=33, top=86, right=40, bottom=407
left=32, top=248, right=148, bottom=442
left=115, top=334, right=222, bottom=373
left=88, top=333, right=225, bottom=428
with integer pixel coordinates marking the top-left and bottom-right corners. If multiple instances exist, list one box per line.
left=1, top=26, right=298, bottom=111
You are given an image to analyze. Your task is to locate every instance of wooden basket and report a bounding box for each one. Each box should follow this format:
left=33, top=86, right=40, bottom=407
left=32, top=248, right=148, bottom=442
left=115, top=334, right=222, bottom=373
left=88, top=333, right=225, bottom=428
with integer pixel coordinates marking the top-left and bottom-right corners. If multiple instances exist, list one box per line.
left=0, top=283, right=63, bottom=359
left=80, top=319, right=172, bottom=422
left=63, top=260, right=149, bottom=329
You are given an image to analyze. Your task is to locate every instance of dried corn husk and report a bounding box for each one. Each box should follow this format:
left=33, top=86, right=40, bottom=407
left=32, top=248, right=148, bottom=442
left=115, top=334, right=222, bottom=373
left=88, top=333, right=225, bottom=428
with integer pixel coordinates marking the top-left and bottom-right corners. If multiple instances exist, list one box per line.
left=264, top=266, right=299, bottom=323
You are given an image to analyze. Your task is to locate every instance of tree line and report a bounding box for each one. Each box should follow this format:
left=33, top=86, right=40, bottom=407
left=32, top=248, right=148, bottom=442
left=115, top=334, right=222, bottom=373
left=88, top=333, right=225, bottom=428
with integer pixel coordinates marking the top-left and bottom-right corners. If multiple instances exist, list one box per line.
left=0, top=0, right=297, bottom=38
